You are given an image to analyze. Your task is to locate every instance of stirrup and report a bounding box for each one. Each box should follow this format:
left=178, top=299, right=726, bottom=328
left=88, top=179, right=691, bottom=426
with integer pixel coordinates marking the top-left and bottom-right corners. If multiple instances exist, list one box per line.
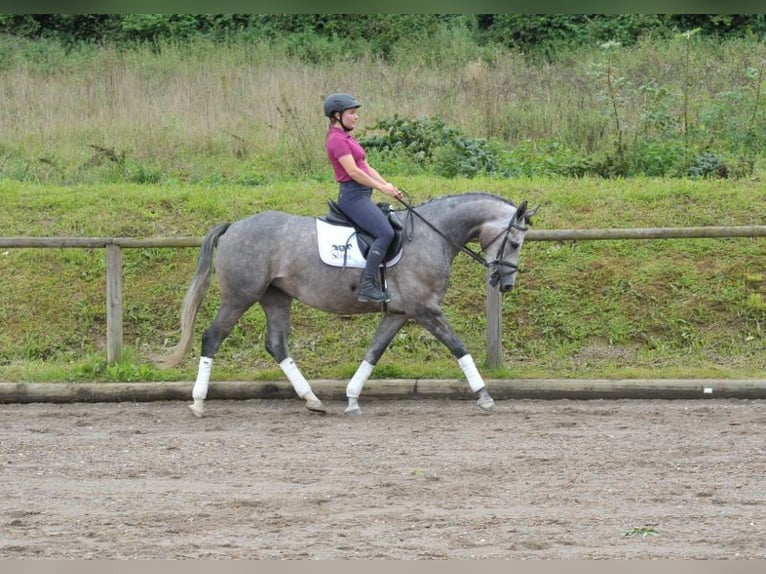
left=358, top=288, right=391, bottom=303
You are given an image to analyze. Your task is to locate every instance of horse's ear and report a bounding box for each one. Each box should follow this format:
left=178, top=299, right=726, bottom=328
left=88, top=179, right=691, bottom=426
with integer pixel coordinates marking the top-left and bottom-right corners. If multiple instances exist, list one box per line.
left=525, top=204, right=540, bottom=225
left=516, top=200, right=528, bottom=220
left=522, top=202, right=540, bottom=225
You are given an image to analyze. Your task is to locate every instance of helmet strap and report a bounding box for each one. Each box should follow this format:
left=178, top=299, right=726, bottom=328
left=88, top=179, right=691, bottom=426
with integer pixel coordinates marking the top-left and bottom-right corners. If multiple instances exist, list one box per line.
left=334, top=111, right=353, bottom=132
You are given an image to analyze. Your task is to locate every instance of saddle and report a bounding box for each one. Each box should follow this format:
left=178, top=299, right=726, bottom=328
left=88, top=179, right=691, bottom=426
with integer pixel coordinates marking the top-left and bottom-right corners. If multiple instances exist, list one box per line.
left=320, top=199, right=405, bottom=264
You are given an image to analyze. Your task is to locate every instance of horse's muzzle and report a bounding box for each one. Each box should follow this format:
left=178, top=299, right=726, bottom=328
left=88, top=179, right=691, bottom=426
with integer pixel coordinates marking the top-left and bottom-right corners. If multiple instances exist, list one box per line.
left=498, top=276, right=515, bottom=293
left=490, top=269, right=516, bottom=292
left=489, top=263, right=517, bottom=292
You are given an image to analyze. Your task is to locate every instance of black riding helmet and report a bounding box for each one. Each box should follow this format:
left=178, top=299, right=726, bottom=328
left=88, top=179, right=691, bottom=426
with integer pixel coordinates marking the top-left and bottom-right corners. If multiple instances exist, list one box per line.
left=324, top=93, right=361, bottom=131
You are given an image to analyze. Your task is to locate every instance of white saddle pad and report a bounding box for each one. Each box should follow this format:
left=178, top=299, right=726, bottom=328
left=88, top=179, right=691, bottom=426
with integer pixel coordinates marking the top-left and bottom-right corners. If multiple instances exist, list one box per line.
left=315, top=219, right=402, bottom=269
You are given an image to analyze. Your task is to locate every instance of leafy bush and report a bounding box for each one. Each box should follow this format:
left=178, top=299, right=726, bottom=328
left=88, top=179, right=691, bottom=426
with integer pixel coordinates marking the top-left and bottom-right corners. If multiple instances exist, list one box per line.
left=687, top=151, right=729, bottom=179
left=360, top=116, right=508, bottom=178
left=434, top=137, right=510, bottom=178
left=360, top=116, right=459, bottom=163
left=120, top=14, right=200, bottom=43
left=624, top=139, right=686, bottom=177
left=477, top=15, right=766, bottom=60
left=4, top=14, right=764, bottom=62
left=500, top=140, right=592, bottom=178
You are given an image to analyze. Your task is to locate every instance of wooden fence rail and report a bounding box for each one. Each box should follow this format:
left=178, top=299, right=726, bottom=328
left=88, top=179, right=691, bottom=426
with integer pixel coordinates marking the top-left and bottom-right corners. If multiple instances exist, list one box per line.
left=3, top=225, right=766, bottom=366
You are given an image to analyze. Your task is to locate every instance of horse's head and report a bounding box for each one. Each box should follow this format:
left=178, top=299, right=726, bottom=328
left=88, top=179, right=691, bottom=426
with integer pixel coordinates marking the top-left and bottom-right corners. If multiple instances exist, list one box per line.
left=483, top=200, right=538, bottom=293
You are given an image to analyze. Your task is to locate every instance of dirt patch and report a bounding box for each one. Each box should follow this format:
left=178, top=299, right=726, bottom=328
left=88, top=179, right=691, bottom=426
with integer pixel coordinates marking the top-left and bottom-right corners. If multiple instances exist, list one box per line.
left=1, top=398, right=764, bottom=559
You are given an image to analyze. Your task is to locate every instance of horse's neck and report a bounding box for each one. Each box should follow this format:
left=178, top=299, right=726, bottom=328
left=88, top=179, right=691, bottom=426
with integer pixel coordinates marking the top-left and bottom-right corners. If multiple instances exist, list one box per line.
left=419, top=197, right=501, bottom=246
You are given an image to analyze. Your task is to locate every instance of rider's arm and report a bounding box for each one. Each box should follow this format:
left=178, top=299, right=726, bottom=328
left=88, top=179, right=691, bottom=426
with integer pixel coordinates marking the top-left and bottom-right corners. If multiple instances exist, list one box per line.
left=337, top=155, right=402, bottom=200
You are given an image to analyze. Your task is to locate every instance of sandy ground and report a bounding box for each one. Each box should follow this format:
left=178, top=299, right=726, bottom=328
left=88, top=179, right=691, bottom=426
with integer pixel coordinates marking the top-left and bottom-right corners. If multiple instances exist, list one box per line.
left=1, top=397, right=764, bottom=559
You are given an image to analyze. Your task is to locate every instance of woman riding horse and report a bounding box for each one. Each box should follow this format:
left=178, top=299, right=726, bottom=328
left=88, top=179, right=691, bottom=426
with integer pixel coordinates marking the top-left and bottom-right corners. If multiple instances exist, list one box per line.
left=324, top=92, right=403, bottom=303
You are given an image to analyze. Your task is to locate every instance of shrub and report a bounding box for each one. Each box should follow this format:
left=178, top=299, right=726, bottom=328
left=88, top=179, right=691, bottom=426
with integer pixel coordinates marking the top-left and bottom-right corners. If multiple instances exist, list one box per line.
left=360, top=116, right=508, bottom=178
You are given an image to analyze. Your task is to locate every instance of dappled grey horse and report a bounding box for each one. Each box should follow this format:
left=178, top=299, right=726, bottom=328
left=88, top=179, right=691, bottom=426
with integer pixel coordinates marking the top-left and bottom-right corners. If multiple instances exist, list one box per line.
left=161, top=192, right=537, bottom=417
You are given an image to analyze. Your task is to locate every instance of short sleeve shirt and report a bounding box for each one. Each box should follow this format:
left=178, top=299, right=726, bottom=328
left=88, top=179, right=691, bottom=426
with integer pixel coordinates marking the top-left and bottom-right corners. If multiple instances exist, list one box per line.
left=326, top=126, right=371, bottom=183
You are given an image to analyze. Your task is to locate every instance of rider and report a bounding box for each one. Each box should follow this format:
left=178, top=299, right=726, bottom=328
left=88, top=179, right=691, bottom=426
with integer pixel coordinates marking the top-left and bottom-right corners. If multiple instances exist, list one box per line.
left=324, top=92, right=403, bottom=303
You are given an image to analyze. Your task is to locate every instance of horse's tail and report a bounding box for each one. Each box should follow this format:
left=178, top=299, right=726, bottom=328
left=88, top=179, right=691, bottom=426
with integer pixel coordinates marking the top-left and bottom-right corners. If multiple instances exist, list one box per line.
left=157, top=222, right=231, bottom=368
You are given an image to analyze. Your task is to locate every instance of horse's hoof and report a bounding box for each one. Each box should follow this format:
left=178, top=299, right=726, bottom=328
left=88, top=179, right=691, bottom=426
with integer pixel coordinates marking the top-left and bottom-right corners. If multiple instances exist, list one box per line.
left=305, top=399, right=326, bottom=413
left=344, top=405, right=362, bottom=416
left=188, top=401, right=205, bottom=418
left=477, top=397, right=495, bottom=412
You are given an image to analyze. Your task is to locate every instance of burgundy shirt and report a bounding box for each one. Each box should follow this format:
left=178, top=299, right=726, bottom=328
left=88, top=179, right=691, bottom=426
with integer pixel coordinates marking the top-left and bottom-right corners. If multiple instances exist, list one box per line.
left=326, top=126, right=371, bottom=183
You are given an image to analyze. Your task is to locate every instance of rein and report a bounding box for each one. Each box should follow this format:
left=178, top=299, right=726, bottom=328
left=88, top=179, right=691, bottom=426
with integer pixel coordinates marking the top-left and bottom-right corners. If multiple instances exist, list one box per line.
left=397, top=195, right=489, bottom=267
left=395, top=192, right=526, bottom=275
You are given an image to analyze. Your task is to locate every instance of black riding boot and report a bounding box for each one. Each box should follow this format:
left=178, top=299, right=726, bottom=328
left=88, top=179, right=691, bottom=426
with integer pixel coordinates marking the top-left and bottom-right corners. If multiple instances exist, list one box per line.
left=358, top=273, right=390, bottom=303
left=357, top=249, right=390, bottom=303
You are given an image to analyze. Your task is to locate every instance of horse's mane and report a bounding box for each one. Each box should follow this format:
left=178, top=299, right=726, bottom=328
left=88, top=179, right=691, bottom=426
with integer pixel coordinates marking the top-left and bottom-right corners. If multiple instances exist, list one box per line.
left=405, top=191, right=517, bottom=211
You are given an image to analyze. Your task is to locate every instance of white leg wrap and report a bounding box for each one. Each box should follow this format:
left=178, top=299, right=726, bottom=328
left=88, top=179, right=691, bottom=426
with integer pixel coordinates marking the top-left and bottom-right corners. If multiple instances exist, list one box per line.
left=346, top=360, right=374, bottom=398
left=192, top=357, right=213, bottom=400
left=458, top=354, right=485, bottom=392
left=279, top=357, right=312, bottom=398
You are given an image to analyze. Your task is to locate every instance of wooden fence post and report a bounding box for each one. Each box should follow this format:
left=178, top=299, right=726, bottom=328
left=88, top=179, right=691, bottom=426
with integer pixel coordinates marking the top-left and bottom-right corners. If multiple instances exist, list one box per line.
left=485, top=274, right=502, bottom=368
left=106, top=243, right=123, bottom=363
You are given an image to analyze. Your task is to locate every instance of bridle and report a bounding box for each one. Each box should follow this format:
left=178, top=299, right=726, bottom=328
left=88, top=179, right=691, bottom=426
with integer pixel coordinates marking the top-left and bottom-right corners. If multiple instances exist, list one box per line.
left=396, top=194, right=528, bottom=286
left=485, top=205, right=529, bottom=287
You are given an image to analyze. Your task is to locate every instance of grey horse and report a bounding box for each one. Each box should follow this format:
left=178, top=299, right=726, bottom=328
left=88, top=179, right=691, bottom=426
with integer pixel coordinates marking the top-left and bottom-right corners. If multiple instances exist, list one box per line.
left=160, top=192, right=537, bottom=417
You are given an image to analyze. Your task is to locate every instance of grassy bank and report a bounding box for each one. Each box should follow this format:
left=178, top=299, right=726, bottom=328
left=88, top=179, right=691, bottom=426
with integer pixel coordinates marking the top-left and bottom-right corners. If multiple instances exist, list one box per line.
left=1, top=176, right=764, bottom=383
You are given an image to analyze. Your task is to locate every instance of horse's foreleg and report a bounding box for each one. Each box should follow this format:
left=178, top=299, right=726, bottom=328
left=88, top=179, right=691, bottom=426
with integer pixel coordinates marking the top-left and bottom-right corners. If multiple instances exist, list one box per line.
left=416, top=308, right=495, bottom=412
left=458, top=354, right=495, bottom=411
left=344, top=362, right=372, bottom=416
left=346, top=313, right=408, bottom=415
left=261, top=288, right=325, bottom=413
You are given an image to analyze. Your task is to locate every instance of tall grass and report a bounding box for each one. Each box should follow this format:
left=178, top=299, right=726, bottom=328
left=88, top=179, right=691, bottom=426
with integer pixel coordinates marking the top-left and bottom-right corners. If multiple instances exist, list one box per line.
left=1, top=34, right=764, bottom=183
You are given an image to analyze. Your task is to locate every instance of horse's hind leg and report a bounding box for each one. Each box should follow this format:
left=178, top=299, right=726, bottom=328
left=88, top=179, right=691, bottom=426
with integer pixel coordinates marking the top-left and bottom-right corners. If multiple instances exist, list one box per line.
left=260, top=287, right=325, bottom=413
left=189, top=301, right=249, bottom=417
left=345, top=313, right=409, bottom=415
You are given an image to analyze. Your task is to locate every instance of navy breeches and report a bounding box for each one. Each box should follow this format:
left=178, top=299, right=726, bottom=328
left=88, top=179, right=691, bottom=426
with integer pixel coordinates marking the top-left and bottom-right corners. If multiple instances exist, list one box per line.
left=338, top=181, right=395, bottom=274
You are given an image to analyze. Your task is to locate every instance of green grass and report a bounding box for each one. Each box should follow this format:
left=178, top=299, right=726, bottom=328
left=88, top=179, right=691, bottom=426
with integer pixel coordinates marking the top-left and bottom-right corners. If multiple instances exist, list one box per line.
left=623, top=525, right=659, bottom=538
left=1, top=176, right=765, bottom=382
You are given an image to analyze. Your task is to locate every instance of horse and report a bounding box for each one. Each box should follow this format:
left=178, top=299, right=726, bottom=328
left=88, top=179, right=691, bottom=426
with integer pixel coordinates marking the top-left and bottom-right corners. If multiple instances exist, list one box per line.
left=160, top=192, right=537, bottom=417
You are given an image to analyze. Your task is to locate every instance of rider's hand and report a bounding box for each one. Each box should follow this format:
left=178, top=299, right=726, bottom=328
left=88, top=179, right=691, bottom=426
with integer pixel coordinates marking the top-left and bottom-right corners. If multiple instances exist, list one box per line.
left=382, top=182, right=403, bottom=200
